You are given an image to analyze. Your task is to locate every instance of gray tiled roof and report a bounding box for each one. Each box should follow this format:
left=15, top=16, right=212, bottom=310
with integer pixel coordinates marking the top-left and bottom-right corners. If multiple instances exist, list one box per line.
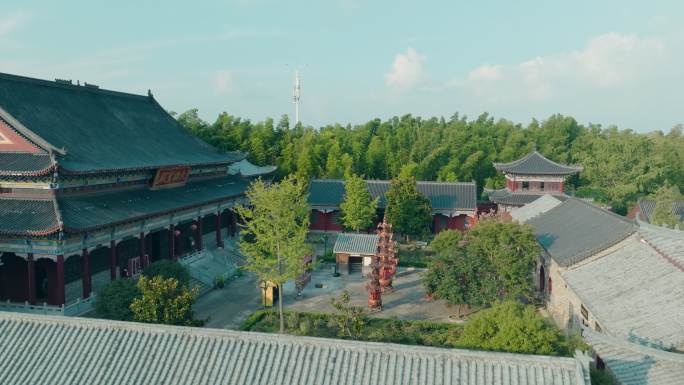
left=308, top=179, right=477, bottom=212
left=333, top=233, right=379, bottom=255
left=487, top=189, right=568, bottom=206
left=638, top=221, right=684, bottom=267
left=636, top=199, right=684, bottom=222
left=562, top=235, right=684, bottom=349
left=527, top=198, right=636, bottom=267
left=0, top=198, right=59, bottom=236
left=0, top=312, right=591, bottom=385
left=493, top=151, right=582, bottom=175
left=583, top=329, right=684, bottom=385
left=59, top=176, right=249, bottom=232
left=228, top=159, right=277, bottom=177
left=510, top=194, right=563, bottom=223
left=0, top=72, right=245, bottom=173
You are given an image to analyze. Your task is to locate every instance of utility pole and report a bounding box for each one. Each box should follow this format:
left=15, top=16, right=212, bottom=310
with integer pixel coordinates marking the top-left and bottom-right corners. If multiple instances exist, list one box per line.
left=293, top=69, right=301, bottom=125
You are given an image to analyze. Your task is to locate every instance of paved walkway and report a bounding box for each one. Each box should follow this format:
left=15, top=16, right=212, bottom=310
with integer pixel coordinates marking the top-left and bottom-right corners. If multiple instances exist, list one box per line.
left=194, top=272, right=263, bottom=329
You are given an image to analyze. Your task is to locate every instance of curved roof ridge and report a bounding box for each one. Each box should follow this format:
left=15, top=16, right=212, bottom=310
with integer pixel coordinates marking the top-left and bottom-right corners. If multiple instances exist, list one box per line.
left=493, top=151, right=583, bottom=175
left=584, top=328, right=684, bottom=363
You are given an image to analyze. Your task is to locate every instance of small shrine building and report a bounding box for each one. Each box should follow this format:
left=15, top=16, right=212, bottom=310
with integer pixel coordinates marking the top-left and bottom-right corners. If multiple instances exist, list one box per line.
left=488, top=151, right=582, bottom=212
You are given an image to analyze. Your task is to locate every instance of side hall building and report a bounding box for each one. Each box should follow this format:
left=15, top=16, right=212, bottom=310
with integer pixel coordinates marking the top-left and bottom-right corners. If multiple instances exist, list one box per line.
left=307, top=179, right=477, bottom=233
left=0, top=73, right=273, bottom=314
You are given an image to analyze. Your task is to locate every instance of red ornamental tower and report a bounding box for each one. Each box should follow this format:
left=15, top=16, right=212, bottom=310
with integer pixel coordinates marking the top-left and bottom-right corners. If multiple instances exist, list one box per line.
left=366, top=261, right=382, bottom=309
left=376, top=218, right=399, bottom=291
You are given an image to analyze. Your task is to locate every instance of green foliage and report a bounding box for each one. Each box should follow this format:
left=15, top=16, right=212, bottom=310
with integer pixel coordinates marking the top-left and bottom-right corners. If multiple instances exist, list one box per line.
left=94, top=279, right=140, bottom=321
left=590, top=365, right=616, bottom=385
left=424, top=220, right=539, bottom=305
left=340, top=173, right=379, bottom=231
left=330, top=290, right=366, bottom=339
left=178, top=110, right=684, bottom=215
left=130, top=276, right=200, bottom=326
left=649, top=182, right=683, bottom=228
left=236, top=176, right=312, bottom=332
left=385, top=175, right=432, bottom=239
left=142, top=260, right=190, bottom=287
left=429, top=229, right=463, bottom=255
left=459, top=301, right=579, bottom=356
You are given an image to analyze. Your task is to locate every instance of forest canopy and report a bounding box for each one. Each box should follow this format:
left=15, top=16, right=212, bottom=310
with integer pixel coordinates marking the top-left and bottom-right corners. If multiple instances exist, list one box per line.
left=177, top=110, right=684, bottom=214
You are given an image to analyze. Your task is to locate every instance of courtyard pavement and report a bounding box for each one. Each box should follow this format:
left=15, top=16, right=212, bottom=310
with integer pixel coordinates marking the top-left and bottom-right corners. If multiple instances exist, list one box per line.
left=195, top=262, right=460, bottom=330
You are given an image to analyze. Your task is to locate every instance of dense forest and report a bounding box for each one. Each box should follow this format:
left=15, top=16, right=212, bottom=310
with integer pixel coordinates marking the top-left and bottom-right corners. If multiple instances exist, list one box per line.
left=176, top=110, right=684, bottom=214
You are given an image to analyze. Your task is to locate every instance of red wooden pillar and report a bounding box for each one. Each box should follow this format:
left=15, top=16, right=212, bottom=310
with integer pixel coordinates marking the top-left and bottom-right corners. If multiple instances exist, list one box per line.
left=215, top=212, right=223, bottom=248
left=82, top=248, right=91, bottom=299
left=139, top=232, right=146, bottom=268
left=196, top=217, right=203, bottom=251
left=169, top=224, right=175, bottom=260
left=56, top=254, right=65, bottom=306
left=27, top=253, right=36, bottom=305
left=110, top=240, right=118, bottom=280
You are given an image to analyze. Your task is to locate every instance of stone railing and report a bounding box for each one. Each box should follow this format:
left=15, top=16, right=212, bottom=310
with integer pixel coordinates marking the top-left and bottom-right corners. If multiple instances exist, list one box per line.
left=0, top=294, right=96, bottom=317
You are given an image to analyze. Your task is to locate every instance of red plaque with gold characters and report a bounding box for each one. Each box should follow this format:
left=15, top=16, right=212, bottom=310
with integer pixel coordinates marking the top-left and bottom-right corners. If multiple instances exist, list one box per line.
left=151, top=166, right=191, bottom=189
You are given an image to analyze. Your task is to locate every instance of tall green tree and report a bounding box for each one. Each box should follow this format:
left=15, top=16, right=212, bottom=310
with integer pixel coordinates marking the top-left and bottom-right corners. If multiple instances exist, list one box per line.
left=130, top=276, right=199, bottom=326
left=384, top=175, right=432, bottom=240
left=340, top=174, right=378, bottom=232
left=649, top=182, right=683, bottom=228
left=236, top=176, right=312, bottom=333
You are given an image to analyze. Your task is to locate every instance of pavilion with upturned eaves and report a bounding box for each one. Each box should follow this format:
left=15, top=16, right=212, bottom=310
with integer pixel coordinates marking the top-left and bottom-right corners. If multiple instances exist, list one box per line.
left=488, top=151, right=582, bottom=212
left=0, top=72, right=274, bottom=315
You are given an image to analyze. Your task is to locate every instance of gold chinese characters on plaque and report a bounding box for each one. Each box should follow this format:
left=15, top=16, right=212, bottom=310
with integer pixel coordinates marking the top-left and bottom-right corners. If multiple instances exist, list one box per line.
left=151, top=166, right=191, bottom=189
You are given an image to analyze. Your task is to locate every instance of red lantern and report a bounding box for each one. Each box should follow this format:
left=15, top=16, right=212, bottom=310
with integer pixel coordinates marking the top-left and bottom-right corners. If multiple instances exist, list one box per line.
left=174, top=229, right=181, bottom=237
left=190, top=223, right=198, bottom=231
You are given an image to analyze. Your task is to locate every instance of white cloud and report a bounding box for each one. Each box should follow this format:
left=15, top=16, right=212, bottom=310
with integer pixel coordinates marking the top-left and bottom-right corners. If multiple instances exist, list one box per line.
left=213, top=70, right=238, bottom=95
left=0, top=11, right=27, bottom=40
left=462, top=32, right=667, bottom=103
left=385, top=47, right=426, bottom=89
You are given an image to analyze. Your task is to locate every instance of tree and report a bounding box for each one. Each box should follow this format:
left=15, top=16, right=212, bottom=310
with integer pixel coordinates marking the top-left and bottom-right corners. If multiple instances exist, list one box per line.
left=466, top=220, right=539, bottom=300
left=94, top=279, right=140, bottom=321
left=130, top=276, right=199, bottom=326
left=384, top=175, right=432, bottom=240
left=340, top=174, right=378, bottom=232
left=236, top=176, right=312, bottom=333
left=649, top=182, right=683, bottom=228
left=429, top=229, right=463, bottom=255
left=142, top=260, right=190, bottom=287
left=330, top=290, right=366, bottom=339
left=459, top=301, right=581, bottom=356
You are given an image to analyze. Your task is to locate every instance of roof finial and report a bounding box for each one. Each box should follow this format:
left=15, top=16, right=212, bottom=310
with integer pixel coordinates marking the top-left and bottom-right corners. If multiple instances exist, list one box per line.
left=148, top=89, right=154, bottom=98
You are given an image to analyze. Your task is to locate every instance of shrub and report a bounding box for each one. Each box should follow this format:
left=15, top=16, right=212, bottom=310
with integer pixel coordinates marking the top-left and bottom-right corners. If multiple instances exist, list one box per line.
left=214, top=276, right=226, bottom=289
left=94, top=279, right=140, bottom=321
left=130, top=276, right=199, bottom=326
left=429, top=229, right=463, bottom=255
left=299, top=318, right=312, bottom=335
left=142, top=260, right=190, bottom=287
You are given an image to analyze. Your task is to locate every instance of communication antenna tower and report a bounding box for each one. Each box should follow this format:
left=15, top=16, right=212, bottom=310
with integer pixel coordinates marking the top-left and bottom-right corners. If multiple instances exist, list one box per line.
left=293, top=69, right=301, bottom=125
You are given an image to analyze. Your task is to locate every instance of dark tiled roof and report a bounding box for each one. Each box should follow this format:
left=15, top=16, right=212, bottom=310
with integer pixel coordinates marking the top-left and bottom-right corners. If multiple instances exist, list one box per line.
left=637, top=199, right=684, bottom=222
left=308, top=179, right=477, bottom=211
left=493, top=151, right=582, bottom=175
left=59, top=176, right=249, bottom=231
left=0, top=153, right=54, bottom=176
left=0, top=312, right=592, bottom=385
left=0, top=198, right=59, bottom=236
left=333, top=233, right=379, bottom=255
left=0, top=73, right=244, bottom=173
left=527, top=198, right=636, bottom=267
left=488, top=189, right=568, bottom=206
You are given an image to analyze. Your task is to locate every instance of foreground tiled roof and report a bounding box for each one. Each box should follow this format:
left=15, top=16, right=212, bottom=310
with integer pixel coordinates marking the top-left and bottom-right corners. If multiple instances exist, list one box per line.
left=0, top=312, right=591, bottom=385
left=333, top=233, right=379, bottom=255
left=638, top=221, right=684, bottom=268
left=0, top=198, right=60, bottom=236
left=583, top=329, right=684, bottom=385
left=510, top=194, right=563, bottom=223
left=308, top=179, right=477, bottom=212
left=636, top=199, right=684, bottom=223
left=493, top=151, right=582, bottom=175
left=488, top=189, right=568, bottom=207
left=59, top=176, right=249, bottom=232
left=562, top=234, right=684, bottom=349
left=0, top=72, right=244, bottom=173
left=527, top=198, right=636, bottom=267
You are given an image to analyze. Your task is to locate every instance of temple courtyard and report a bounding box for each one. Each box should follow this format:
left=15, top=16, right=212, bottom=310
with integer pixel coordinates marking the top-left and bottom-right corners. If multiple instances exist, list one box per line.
left=195, top=264, right=461, bottom=329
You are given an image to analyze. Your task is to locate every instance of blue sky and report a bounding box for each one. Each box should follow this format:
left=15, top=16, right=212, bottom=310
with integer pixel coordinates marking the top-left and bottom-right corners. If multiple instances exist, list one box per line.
left=0, top=1, right=682, bottom=131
